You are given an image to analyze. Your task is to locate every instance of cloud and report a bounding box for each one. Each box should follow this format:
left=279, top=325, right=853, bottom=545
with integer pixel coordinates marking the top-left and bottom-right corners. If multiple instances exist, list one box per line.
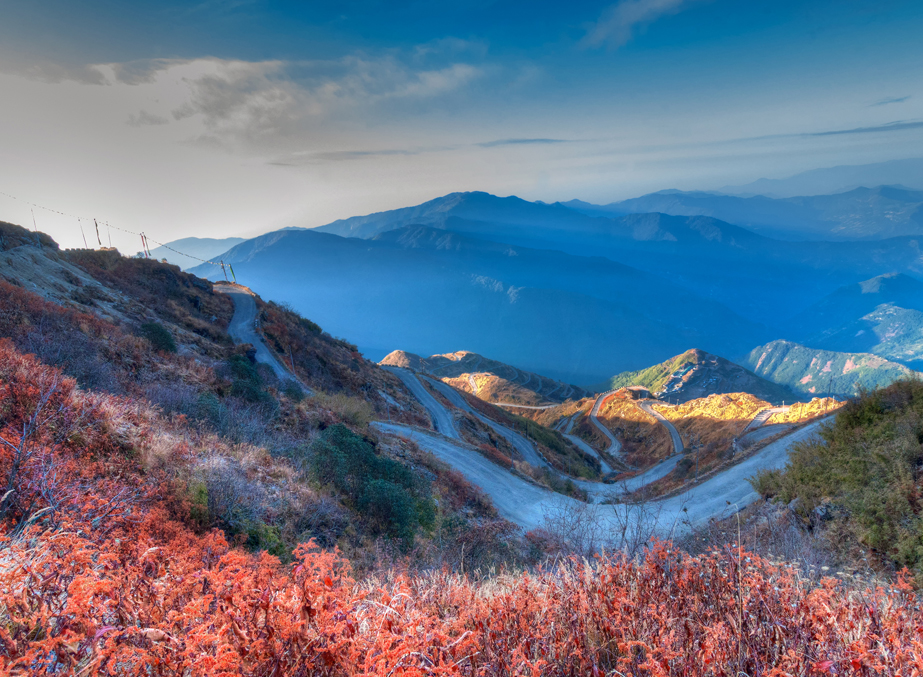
left=0, top=58, right=107, bottom=85
left=871, top=95, right=911, bottom=107
left=268, top=148, right=421, bottom=166
left=477, top=138, right=570, bottom=148
left=80, top=51, right=483, bottom=150
left=127, top=110, right=170, bottom=127
left=584, top=0, right=700, bottom=48
left=807, top=120, right=923, bottom=137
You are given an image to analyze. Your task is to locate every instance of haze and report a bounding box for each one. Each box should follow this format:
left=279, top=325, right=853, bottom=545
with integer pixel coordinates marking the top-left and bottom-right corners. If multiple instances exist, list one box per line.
left=1, top=0, right=922, bottom=251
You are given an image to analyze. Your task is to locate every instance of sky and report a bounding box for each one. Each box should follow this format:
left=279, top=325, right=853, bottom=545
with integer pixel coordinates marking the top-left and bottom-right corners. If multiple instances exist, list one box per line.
left=1, top=0, right=922, bottom=251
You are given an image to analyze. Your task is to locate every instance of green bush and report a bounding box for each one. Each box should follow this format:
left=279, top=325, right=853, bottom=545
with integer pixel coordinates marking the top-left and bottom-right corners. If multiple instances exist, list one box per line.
left=140, top=322, right=177, bottom=353
left=360, top=479, right=417, bottom=542
left=310, top=424, right=435, bottom=547
left=756, top=379, right=923, bottom=576
left=748, top=468, right=784, bottom=498
left=226, top=354, right=274, bottom=405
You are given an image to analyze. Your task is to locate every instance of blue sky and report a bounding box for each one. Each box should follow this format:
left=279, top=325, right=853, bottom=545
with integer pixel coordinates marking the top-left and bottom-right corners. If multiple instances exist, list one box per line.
left=0, top=0, right=921, bottom=250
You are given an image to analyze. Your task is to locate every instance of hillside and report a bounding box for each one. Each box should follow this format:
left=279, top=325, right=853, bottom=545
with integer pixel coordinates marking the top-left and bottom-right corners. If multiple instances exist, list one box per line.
left=603, top=349, right=797, bottom=405
left=565, top=185, right=923, bottom=241
left=0, top=221, right=529, bottom=565
left=808, top=305, right=923, bottom=370
left=743, top=339, right=921, bottom=398
left=191, top=225, right=766, bottom=384
left=380, top=349, right=590, bottom=405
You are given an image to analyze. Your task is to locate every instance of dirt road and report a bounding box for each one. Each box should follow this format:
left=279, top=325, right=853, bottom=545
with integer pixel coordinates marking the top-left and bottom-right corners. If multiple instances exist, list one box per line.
left=381, top=366, right=460, bottom=440
left=215, top=284, right=305, bottom=387
left=373, top=417, right=830, bottom=535
left=638, top=400, right=684, bottom=454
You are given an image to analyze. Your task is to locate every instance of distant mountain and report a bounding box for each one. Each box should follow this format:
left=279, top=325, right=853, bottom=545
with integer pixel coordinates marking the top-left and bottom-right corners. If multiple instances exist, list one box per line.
left=806, top=305, right=923, bottom=371
left=191, top=225, right=768, bottom=384
left=785, top=273, right=923, bottom=370
left=562, top=185, right=923, bottom=241
left=148, top=237, right=246, bottom=270
left=718, top=158, right=923, bottom=198
left=311, top=190, right=923, bottom=327
left=790, top=273, right=923, bottom=338
left=602, top=348, right=797, bottom=405
left=380, top=349, right=591, bottom=405
left=742, top=339, right=920, bottom=398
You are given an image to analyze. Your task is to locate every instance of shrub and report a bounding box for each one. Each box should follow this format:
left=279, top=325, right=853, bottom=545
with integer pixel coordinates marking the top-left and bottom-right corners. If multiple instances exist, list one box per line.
left=310, top=424, right=434, bottom=546
left=360, top=479, right=417, bottom=542
left=749, top=468, right=784, bottom=498
left=759, top=379, right=923, bottom=577
left=140, top=321, right=177, bottom=353
left=314, top=390, right=375, bottom=428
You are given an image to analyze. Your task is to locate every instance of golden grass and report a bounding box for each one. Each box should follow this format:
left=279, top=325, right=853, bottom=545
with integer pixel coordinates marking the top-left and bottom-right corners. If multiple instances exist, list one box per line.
left=768, top=397, right=843, bottom=424
left=596, top=394, right=673, bottom=467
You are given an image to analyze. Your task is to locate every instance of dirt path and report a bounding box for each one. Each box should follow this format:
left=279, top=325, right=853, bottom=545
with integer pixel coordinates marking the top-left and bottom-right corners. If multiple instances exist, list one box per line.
left=373, top=418, right=830, bottom=534
left=381, top=366, right=460, bottom=440
left=638, top=400, right=684, bottom=454
left=215, top=284, right=307, bottom=389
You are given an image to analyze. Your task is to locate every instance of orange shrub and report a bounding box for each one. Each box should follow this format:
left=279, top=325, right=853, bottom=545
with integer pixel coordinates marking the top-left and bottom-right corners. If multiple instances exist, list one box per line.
left=3, top=341, right=923, bottom=675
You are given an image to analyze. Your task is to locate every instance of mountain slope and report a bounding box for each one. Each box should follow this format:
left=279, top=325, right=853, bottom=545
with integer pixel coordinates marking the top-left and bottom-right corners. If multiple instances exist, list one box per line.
left=603, top=348, right=797, bottom=405
left=807, top=305, right=923, bottom=370
left=191, top=225, right=768, bottom=384
left=380, top=349, right=591, bottom=405
left=742, top=339, right=921, bottom=398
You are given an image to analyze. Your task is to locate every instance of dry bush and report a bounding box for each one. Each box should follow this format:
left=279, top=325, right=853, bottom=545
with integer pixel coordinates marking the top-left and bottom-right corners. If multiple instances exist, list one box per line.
left=313, top=390, right=376, bottom=429
left=5, top=342, right=923, bottom=675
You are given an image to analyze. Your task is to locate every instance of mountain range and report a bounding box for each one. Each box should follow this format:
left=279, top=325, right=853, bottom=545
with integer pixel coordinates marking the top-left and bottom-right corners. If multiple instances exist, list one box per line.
left=563, top=185, right=923, bottom=241
left=718, top=157, right=923, bottom=198
left=192, top=225, right=766, bottom=384
left=181, top=178, right=923, bottom=390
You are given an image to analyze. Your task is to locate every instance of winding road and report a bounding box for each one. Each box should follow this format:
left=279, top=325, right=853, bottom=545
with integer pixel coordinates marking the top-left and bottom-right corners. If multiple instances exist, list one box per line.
left=373, top=417, right=830, bottom=534
left=588, top=391, right=623, bottom=456
left=381, top=366, right=460, bottom=440
left=421, top=375, right=548, bottom=467
left=638, top=401, right=685, bottom=455
left=215, top=283, right=307, bottom=389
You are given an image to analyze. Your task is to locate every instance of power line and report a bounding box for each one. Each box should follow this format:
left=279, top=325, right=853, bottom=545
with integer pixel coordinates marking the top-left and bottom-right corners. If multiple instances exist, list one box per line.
left=0, top=189, right=228, bottom=269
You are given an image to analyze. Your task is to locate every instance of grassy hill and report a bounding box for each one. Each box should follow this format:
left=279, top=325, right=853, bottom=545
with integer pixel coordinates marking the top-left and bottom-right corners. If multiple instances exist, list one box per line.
left=743, top=339, right=921, bottom=398
left=381, top=349, right=590, bottom=404
left=602, top=348, right=796, bottom=405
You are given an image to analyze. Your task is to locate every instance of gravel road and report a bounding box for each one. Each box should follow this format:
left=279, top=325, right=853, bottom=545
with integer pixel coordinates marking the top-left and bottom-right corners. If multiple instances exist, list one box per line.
left=381, top=366, right=460, bottom=440
left=215, top=284, right=304, bottom=387
left=638, top=401, right=685, bottom=454
left=373, top=417, right=830, bottom=535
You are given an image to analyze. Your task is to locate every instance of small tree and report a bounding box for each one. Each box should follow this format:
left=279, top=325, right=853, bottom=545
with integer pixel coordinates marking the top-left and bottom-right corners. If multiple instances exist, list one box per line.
left=140, top=322, right=177, bottom=353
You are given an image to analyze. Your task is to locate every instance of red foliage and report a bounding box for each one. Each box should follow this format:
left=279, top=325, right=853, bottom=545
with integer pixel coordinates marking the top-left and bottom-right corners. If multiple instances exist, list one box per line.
left=3, top=341, right=923, bottom=675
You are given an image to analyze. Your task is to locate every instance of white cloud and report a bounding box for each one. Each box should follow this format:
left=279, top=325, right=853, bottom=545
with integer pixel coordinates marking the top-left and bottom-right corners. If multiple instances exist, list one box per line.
left=584, top=0, right=700, bottom=49
left=81, top=53, right=484, bottom=150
